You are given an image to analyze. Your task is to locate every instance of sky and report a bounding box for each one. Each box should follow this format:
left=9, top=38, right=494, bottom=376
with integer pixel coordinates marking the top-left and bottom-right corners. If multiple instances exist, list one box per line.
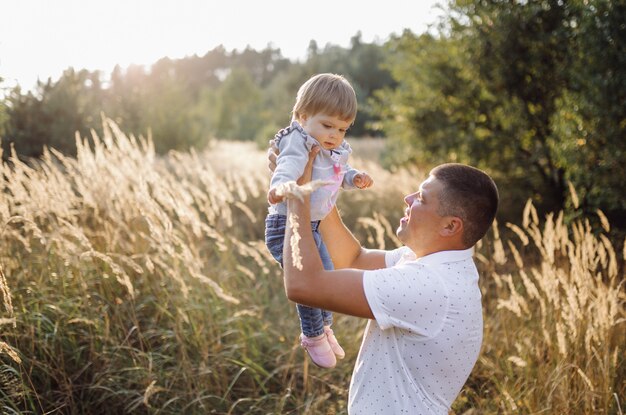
left=0, top=0, right=444, bottom=92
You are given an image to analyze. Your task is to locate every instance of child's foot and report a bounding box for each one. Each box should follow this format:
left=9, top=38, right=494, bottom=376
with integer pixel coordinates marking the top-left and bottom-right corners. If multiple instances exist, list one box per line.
left=324, top=326, right=345, bottom=359
left=300, top=333, right=336, bottom=368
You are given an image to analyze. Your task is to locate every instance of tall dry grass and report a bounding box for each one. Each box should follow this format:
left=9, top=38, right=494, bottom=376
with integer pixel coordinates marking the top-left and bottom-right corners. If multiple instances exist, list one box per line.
left=0, top=120, right=623, bottom=414
left=456, top=200, right=625, bottom=414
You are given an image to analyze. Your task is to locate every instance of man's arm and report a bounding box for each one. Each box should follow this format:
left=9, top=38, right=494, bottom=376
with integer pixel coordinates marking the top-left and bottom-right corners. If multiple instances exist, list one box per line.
left=283, top=196, right=375, bottom=319
left=320, top=207, right=387, bottom=271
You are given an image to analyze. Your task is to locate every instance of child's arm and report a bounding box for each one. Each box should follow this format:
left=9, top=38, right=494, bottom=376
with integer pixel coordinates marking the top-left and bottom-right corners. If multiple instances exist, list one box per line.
left=268, top=132, right=310, bottom=204
left=342, top=166, right=373, bottom=189
left=339, top=140, right=373, bottom=190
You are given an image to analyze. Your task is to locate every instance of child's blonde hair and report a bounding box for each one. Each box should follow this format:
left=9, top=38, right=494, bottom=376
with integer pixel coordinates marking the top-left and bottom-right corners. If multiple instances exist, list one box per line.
left=292, top=73, right=357, bottom=123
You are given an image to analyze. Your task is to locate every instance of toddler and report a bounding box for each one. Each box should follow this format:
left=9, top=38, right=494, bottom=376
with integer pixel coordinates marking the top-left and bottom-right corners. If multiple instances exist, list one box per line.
left=265, top=73, right=373, bottom=368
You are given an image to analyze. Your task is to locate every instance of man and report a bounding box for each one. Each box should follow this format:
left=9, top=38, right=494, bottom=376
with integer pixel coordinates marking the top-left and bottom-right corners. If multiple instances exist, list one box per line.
left=275, top=147, right=499, bottom=414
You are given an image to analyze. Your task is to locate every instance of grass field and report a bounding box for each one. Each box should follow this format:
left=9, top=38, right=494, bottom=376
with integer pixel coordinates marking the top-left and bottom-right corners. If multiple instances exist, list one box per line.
left=0, top=121, right=623, bottom=414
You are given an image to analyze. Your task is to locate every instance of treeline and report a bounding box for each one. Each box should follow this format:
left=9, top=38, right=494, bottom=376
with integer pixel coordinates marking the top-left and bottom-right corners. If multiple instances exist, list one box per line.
left=0, top=0, right=624, bottom=225
left=0, top=33, right=393, bottom=158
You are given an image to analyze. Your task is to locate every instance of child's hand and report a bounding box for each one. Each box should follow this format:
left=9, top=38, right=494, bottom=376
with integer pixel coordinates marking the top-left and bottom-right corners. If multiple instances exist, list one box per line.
left=268, top=187, right=284, bottom=204
left=353, top=172, right=373, bottom=189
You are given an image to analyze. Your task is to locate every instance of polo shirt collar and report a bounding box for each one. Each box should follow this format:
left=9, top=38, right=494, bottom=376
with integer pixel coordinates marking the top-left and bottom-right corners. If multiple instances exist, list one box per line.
left=413, top=247, right=474, bottom=265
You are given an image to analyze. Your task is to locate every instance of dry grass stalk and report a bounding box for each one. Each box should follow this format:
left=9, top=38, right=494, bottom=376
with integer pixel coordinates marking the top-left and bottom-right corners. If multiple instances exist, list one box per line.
left=236, top=265, right=256, bottom=281
left=522, top=198, right=539, bottom=228
left=567, top=180, right=580, bottom=209
left=491, top=220, right=507, bottom=265
left=0, top=341, right=21, bottom=364
left=288, top=212, right=302, bottom=270
left=143, top=380, right=161, bottom=407
left=502, top=389, right=518, bottom=411
left=373, top=211, right=403, bottom=248
left=507, top=356, right=527, bottom=367
left=0, top=317, right=16, bottom=326
left=506, top=240, right=524, bottom=269
left=596, top=209, right=610, bottom=233
left=506, top=222, right=530, bottom=246
left=274, top=180, right=332, bottom=202
left=356, top=217, right=387, bottom=249
left=0, top=265, right=14, bottom=325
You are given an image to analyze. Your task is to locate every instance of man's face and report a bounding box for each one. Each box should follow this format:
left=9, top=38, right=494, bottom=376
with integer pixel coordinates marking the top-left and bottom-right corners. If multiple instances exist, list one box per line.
left=300, top=113, right=352, bottom=150
left=397, top=176, right=447, bottom=246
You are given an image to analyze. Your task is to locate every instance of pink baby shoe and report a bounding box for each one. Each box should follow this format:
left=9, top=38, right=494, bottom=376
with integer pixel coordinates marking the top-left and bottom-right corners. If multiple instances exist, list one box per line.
left=324, top=326, right=345, bottom=359
left=300, top=333, right=337, bottom=368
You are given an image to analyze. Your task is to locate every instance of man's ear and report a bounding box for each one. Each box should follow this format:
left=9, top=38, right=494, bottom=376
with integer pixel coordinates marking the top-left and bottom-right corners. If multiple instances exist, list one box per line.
left=440, top=217, right=463, bottom=237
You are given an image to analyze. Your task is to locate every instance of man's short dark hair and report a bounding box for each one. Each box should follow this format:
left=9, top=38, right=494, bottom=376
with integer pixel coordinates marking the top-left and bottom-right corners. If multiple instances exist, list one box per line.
left=430, top=163, right=499, bottom=247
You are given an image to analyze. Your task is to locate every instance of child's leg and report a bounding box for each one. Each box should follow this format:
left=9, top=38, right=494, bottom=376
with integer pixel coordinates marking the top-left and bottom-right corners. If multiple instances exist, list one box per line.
left=267, top=214, right=335, bottom=367
left=296, top=223, right=338, bottom=367
left=295, top=304, right=325, bottom=337
left=267, top=214, right=325, bottom=337
left=264, top=214, right=287, bottom=264
left=295, top=286, right=335, bottom=368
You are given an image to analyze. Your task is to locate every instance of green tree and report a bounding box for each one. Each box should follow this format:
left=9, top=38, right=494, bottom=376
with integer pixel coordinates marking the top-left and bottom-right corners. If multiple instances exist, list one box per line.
left=549, top=0, right=626, bottom=219
left=456, top=0, right=626, bottom=217
left=3, top=85, right=52, bottom=158
left=3, top=69, right=104, bottom=158
left=209, top=68, right=263, bottom=140
left=144, top=77, right=208, bottom=152
left=373, top=31, right=519, bottom=172
left=0, top=77, right=9, bottom=140
left=42, top=68, right=104, bottom=153
left=376, top=0, right=625, bottom=220
left=103, top=64, right=150, bottom=138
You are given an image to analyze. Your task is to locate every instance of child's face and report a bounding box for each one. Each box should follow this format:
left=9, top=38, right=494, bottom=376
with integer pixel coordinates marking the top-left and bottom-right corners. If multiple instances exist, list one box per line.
left=300, top=113, right=352, bottom=150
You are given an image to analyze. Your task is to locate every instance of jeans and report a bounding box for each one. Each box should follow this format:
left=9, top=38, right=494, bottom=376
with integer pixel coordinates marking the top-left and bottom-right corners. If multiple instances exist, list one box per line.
left=265, top=213, right=333, bottom=337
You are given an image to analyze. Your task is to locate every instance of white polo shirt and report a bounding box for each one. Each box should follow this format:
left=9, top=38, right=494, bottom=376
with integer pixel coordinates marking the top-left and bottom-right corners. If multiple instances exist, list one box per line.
left=348, top=247, right=483, bottom=414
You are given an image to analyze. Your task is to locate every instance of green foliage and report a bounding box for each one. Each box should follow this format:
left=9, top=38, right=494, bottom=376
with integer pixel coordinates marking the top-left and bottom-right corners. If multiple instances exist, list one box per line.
left=2, top=69, right=104, bottom=157
left=305, top=33, right=396, bottom=136
left=209, top=68, right=263, bottom=140
left=0, top=77, right=8, bottom=138
left=373, top=31, right=537, bottom=219
left=376, top=0, right=626, bottom=222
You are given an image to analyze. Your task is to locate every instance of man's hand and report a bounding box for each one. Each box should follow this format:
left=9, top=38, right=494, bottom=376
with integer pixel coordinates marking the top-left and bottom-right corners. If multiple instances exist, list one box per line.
left=353, top=172, right=374, bottom=189
left=297, top=145, right=320, bottom=185
left=268, top=187, right=284, bottom=204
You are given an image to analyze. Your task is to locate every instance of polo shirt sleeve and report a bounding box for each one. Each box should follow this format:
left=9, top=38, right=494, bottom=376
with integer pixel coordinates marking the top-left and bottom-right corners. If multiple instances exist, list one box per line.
left=363, top=263, right=449, bottom=336
left=384, top=246, right=411, bottom=267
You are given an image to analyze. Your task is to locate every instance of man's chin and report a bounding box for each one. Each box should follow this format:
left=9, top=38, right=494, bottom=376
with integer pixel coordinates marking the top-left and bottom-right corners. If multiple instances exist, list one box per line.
left=396, top=228, right=405, bottom=242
